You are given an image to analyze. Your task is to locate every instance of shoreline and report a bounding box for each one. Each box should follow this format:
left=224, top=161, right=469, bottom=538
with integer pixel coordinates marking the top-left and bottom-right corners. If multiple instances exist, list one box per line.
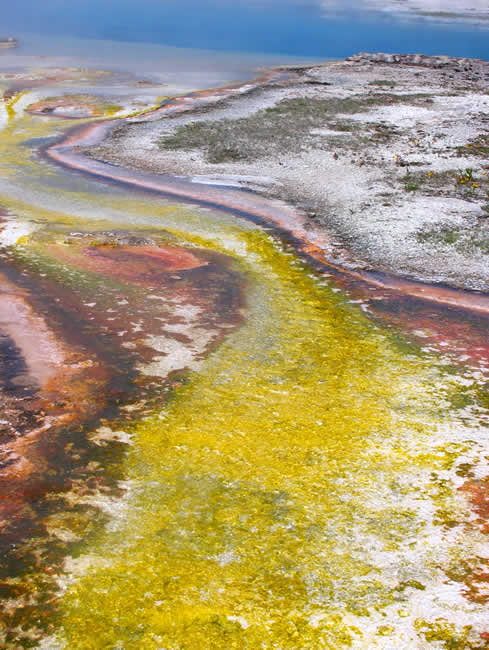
left=45, top=119, right=489, bottom=317
left=43, top=57, right=489, bottom=317
left=77, top=52, right=489, bottom=296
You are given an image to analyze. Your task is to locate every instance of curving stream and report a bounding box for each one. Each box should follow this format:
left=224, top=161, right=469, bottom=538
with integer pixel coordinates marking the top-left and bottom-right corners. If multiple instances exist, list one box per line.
left=0, top=60, right=488, bottom=648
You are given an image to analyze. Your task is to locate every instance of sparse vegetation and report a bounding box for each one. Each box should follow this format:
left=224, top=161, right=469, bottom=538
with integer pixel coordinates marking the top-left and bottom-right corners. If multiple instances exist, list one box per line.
left=401, top=169, right=456, bottom=193
left=369, top=123, right=399, bottom=142
left=159, top=93, right=434, bottom=163
left=416, top=222, right=489, bottom=254
left=404, top=170, right=419, bottom=191
left=405, top=181, right=419, bottom=192
left=399, top=168, right=489, bottom=200
left=326, top=120, right=357, bottom=132
left=368, top=79, right=396, bottom=88
left=456, top=167, right=474, bottom=183
left=456, top=134, right=489, bottom=157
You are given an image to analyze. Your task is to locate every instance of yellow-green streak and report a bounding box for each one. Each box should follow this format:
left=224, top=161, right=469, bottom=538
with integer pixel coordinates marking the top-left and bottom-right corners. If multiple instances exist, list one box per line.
left=56, top=229, right=460, bottom=648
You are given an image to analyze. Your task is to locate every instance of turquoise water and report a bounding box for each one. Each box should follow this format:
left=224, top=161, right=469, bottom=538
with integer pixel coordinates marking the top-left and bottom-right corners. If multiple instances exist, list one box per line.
left=2, top=0, right=489, bottom=60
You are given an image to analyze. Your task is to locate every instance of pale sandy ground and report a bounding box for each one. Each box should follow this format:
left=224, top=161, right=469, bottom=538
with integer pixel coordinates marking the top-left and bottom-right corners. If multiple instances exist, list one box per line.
left=86, top=54, right=489, bottom=291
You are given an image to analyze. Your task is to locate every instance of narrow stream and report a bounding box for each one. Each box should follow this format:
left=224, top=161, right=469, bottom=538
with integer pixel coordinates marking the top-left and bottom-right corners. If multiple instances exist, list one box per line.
left=0, top=61, right=488, bottom=648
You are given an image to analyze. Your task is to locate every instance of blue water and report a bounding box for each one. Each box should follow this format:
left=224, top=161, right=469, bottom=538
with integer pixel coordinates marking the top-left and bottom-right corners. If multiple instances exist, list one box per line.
left=2, top=0, right=489, bottom=60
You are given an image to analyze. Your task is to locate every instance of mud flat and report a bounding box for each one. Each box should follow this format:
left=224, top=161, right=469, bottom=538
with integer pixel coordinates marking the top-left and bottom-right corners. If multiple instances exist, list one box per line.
left=85, top=52, right=489, bottom=293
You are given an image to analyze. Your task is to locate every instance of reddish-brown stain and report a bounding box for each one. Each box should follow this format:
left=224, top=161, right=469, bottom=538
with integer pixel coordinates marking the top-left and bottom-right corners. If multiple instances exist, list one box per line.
left=47, top=243, right=206, bottom=285
left=461, top=478, right=489, bottom=535
left=455, top=478, right=489, bottom=605
left=0, top=233, right=245, bottom=554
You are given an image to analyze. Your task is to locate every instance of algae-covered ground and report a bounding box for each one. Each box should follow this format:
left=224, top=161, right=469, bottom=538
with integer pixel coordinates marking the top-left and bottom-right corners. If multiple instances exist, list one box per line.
left=0, top=58, right=488, bottom=649
left=53, top=229, right=489, bottom=648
